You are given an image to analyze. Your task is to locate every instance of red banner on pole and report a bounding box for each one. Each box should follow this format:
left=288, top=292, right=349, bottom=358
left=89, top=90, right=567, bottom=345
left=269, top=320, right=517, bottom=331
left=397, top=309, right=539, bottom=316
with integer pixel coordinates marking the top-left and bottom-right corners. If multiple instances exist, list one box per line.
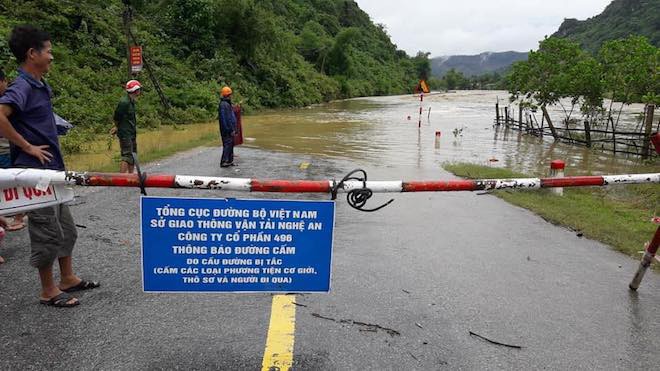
left=130, top=46, right=143, bottom=73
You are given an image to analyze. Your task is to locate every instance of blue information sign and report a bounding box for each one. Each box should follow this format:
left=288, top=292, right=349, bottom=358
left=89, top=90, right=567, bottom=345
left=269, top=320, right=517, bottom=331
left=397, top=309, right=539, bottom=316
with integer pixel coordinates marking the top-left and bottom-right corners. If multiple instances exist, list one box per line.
left=141, top=197, right=335, bottom=292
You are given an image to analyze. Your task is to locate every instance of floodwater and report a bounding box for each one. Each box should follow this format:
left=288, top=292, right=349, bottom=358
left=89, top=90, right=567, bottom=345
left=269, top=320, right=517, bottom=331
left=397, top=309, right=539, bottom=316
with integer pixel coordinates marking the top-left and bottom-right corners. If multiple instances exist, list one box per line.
left=242, top=90, right=657, bottom=176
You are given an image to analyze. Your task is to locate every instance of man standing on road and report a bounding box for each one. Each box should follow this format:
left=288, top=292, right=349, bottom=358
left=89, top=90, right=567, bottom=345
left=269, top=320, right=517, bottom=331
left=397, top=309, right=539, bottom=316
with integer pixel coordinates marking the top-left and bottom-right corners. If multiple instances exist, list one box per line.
left=0, top=25, right=99, bottom=307
left=112, top=80, right=141, bottom=173
left=218, top=86, right=237, bottom=167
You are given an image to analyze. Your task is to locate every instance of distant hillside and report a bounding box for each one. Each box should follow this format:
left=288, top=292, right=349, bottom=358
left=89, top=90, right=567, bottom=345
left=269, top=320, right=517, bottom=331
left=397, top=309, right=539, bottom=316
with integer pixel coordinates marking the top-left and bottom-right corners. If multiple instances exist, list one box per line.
left=431, top=51, right=528, bottom=77
left=552, top=0, right=659, bottom=53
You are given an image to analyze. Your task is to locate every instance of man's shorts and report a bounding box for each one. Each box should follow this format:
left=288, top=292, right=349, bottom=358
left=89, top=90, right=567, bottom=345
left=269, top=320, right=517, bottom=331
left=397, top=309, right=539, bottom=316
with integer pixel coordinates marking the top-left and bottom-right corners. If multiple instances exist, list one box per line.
left=27, top=204, right=78, bottom=269
left=119, top=137, right=138, bottom=164
left=0, top=153, right=11, bottom=168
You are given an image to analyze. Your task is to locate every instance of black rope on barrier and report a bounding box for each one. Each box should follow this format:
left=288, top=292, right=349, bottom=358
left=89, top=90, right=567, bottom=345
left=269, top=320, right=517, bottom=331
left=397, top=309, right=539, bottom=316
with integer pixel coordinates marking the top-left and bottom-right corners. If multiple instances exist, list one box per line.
left=131, top=152, right=147, bottom=196
left=331, top=169, right=394, bottom=212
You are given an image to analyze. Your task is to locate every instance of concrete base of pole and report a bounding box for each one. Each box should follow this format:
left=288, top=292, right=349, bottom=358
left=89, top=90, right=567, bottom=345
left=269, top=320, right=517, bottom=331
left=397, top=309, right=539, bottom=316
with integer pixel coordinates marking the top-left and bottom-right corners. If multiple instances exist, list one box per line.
left=550, top=160, right=565, bottom=196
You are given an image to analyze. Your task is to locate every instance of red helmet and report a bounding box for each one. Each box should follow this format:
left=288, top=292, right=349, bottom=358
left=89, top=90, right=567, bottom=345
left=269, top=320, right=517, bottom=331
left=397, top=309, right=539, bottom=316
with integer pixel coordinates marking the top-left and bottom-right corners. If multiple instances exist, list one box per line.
left=126, top=80, right=141, bottom=93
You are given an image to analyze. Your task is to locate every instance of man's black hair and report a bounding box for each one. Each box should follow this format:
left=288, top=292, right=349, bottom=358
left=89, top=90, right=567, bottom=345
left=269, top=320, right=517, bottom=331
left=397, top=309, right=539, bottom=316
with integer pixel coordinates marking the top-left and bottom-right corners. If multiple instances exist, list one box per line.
left=0, top=69, right=5, bottom=81
left=8, top=25, right=51, bottom=63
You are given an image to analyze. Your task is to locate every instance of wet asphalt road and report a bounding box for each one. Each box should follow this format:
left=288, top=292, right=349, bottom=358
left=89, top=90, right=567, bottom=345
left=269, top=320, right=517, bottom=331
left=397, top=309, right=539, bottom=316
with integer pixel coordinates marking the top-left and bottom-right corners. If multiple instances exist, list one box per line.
left=1, top=146, right=659, bottom=370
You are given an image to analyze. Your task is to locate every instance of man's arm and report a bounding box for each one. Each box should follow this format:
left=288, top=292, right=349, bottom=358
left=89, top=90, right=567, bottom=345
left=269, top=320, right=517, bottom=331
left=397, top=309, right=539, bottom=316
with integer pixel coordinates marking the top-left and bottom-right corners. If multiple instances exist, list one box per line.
left=110, top=101, right=125, bottom=135
left=0, top=104, right=52, bottom=164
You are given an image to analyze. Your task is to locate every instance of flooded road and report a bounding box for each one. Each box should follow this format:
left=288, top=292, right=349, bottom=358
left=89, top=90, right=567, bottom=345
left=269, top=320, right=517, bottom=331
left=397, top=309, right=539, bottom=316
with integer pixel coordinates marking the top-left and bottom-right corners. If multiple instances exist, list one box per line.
left=243, top=91, right=657, bottom=176
left=2, top=91, right=659, bottom=370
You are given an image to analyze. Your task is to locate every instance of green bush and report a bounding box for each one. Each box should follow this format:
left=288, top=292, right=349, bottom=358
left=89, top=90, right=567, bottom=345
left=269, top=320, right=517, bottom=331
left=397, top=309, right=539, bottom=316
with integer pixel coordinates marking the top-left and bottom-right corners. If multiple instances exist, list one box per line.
left=0, top=0, right=426, bottom=149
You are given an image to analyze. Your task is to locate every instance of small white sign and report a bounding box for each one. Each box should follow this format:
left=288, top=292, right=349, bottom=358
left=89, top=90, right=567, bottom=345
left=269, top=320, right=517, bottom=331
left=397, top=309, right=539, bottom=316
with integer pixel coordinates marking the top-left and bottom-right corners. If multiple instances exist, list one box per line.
left=0, top=185, right=74, bottom=215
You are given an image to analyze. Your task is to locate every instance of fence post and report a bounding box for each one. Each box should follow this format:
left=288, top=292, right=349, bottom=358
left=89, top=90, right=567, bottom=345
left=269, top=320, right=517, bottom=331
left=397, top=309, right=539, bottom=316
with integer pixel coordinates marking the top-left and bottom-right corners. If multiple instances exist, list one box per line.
left=541, top=106, right=558, bottom=140
left=550, top=160, right=565, bottom=196
left=629, top=226, right=660, bottom=291
left=504, top=107, right=509, bottom=125
left=496, top=102, right=500, bottom=124
left=518, top=105, right=523, bottom=130
left=584, top=120, right=592, bottom=148
left=642, top=104, right=655, bottom=159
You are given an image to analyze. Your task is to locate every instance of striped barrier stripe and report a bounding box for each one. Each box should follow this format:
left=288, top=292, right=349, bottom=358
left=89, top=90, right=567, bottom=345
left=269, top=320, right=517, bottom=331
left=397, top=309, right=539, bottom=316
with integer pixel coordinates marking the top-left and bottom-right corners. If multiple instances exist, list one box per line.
left=0, top=169, right=658, bottom=194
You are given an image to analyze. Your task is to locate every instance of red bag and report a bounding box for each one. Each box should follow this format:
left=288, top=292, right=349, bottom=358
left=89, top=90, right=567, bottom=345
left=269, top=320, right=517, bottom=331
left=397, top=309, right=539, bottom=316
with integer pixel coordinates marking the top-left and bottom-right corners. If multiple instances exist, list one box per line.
left=651, top=132, right=660, bottom=155
left=233, top=105, right=244, bottom=146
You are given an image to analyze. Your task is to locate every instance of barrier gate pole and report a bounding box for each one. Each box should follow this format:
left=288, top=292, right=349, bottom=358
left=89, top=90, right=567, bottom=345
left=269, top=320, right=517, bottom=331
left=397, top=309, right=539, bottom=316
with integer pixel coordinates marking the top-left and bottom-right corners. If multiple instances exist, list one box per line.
left=629, top=226, right=660, bottom=291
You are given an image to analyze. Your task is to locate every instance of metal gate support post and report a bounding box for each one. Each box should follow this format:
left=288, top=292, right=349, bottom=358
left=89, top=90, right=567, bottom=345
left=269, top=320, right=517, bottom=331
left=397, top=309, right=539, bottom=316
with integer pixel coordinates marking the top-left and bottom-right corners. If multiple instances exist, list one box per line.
left=629, top=226, right=660, bottom=291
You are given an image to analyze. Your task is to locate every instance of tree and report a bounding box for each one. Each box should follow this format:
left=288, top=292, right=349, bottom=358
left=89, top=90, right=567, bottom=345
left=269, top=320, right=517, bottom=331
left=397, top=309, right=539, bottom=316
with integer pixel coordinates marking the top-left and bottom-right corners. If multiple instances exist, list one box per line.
left=599, top=35, right=659, bottom=104
left=297, top=21, right=333, bottom=72
left=412, top=51, right=431, bottom=80
left=444, top=69, right=468, bottom=90
left=508, top=37, right=604, bottom=138
left=325, top=27, right=360, bottom=76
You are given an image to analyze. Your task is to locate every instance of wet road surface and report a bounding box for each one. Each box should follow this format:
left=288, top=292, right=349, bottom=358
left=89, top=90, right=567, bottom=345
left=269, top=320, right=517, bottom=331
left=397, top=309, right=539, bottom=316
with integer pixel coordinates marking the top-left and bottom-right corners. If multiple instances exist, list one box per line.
left=1, top=146, right=659, bottom=370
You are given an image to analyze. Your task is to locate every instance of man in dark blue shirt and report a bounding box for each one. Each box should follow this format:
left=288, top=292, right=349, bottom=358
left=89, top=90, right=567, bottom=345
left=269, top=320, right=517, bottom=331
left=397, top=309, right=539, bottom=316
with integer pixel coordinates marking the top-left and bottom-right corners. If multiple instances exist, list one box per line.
left=0, top=25, right=99, bottom=307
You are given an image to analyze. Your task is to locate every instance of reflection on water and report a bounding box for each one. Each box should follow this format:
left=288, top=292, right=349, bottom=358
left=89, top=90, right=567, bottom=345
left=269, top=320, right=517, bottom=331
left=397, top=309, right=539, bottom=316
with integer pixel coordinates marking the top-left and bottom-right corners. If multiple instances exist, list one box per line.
left=243, top=91, right=658, bottom=176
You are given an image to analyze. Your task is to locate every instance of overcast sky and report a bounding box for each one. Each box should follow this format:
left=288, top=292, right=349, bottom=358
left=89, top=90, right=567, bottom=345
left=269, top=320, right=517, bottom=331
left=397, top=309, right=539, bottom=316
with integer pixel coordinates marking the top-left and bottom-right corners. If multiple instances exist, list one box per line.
left=354, top=0, right=612, bottom=57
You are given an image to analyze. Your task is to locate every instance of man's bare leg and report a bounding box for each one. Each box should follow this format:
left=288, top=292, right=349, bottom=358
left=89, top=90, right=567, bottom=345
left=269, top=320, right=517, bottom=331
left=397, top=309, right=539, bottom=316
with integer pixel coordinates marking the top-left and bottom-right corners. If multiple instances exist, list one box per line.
left=39, top=264, right=78, bottom=304
left=120, top=161, right=130, bottom=173
left=57, top=256, right=81, bottom=290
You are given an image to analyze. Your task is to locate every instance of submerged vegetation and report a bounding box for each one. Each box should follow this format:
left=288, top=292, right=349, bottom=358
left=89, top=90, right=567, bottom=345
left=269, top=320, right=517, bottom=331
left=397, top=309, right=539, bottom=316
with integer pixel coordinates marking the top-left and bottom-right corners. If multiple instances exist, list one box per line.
left=0, top=0, right=428, bottom=154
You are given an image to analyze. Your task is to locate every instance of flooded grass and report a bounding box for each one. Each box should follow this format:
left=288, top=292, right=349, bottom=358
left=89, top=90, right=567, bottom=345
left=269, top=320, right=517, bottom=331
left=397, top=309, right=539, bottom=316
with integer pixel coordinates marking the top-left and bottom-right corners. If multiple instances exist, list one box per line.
left=444, top=162, right=659, bottom=260
left=65, top=123, right=219, bottom=172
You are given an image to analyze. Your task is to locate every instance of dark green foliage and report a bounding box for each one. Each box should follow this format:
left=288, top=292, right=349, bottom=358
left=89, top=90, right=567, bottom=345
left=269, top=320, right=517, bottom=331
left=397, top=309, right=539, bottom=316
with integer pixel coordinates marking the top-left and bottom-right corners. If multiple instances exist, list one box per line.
left=508, top=36, right=658, bottom=108
left=599, top=35, right=659, bottom=104
left=0, top=0, right=423, bottom=146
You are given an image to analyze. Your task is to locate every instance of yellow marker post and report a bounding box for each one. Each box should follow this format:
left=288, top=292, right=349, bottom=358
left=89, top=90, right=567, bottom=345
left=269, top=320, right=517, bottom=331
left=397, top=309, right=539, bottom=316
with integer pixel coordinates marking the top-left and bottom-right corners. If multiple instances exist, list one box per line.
left=261, top=294, right=297, bottom=370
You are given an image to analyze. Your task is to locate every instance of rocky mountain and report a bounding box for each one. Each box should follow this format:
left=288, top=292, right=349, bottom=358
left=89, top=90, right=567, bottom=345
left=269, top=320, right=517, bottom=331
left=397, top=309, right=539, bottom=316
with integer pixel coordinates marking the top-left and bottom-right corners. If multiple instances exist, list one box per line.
left=552, top=0, right=659, bottom=53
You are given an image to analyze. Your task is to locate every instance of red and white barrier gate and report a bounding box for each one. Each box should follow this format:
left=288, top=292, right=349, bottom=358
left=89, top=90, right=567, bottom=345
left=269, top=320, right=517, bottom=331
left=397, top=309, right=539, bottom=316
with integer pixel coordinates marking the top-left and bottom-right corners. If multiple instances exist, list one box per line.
left=0, top=168, right=658, bottom=200
left=1, top=168, right=659, bottom=289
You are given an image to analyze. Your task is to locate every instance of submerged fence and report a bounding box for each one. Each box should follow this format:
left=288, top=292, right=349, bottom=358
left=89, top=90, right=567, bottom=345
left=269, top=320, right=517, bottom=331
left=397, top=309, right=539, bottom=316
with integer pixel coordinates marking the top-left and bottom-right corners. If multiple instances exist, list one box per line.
left=495, top=102, right=659, bottom=159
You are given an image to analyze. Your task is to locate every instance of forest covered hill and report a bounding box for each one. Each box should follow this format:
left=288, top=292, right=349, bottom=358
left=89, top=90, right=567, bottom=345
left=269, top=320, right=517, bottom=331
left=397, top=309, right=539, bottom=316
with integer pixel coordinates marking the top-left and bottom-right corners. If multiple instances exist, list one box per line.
left=552, top=0, right=659, bottom=53
left=0, top=0, right=427, bottom=136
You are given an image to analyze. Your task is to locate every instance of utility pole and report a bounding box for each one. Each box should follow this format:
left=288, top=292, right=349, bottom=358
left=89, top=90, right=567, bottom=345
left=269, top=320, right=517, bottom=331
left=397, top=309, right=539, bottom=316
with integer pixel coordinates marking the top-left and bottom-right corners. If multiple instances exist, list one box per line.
left=122, top=0, right=171, bottom=114
left=122, top=0, right=133, bottom=82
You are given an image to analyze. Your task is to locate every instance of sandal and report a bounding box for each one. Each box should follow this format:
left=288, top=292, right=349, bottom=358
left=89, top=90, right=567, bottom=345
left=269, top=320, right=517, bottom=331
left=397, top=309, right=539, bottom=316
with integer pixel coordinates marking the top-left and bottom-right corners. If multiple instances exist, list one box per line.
left=40, top=292, right=79, bottom=308
left=6, top=223, right=25, bottom=232
left=62, top=280, right=101, bottom=293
